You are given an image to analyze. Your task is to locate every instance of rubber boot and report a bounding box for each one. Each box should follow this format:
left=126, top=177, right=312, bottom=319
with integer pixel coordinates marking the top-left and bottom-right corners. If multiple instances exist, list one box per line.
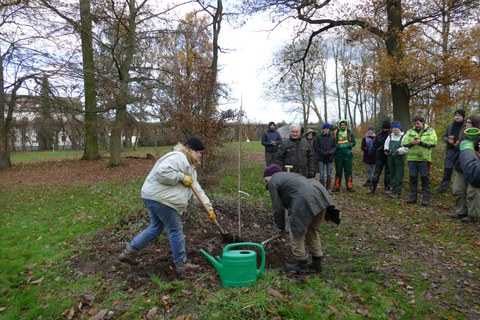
left=421, top=176, right=430, bottom=206
left=333, top=177, right=341, bottom=192
left=286, top=259, right=308, bottom=274
left=326, top=179, right=331, bottom=191
left=308, top=256, right=323, bottom=272
left=406, top=176, right=418, bottom=204
left=346, top=176, right=355, bottom=192
left=117, top=246, right=139, bottom=266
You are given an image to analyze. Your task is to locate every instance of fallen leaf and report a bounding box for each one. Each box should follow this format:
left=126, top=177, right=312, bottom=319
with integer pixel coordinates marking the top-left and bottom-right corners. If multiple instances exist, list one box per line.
left=162, top=295, right=171, bottom=311
left=31, top=277, right=44, bottom=285
left=88, top=309, right=109, bottom=320
left=146, top=307, right=157, bottom=319
left=267, top=288, right=286, bottom=301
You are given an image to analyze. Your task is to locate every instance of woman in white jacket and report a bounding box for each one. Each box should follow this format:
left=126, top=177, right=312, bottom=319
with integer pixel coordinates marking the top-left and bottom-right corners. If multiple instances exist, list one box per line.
left=117, top=137, right=215, bottom=275
left=384, top=122, right=407, bottom=198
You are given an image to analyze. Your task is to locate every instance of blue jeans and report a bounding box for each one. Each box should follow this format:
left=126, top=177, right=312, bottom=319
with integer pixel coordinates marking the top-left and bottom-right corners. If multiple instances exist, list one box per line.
left=318, top=161, right=332, bottom=181
left=129, top=198, right=186, bottom=265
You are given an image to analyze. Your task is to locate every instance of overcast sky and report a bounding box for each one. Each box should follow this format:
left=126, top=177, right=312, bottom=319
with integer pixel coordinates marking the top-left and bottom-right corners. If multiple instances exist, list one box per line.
left=218, top=14, right=301, bottom=125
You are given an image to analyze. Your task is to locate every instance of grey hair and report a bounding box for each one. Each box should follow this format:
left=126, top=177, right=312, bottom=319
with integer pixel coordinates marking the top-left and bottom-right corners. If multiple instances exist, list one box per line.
left=289, top=123, right=301, bottom=131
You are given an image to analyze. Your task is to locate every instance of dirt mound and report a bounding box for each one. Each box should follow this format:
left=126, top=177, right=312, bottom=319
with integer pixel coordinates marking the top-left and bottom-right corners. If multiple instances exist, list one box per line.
left=71, top=199, right=293, bottom=285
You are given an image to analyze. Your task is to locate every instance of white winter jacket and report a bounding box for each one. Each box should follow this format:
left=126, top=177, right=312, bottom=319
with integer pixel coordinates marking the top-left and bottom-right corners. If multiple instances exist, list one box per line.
left=141, top=151, right=212, bottom=215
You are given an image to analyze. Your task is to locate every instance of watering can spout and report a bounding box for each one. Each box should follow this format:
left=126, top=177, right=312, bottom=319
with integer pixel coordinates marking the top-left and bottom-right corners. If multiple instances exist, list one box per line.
left=200, top=249, right=223, bottom=273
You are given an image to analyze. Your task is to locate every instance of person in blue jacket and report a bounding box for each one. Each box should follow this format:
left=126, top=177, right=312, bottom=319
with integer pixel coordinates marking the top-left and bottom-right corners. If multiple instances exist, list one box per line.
left=262, top=121, right=282, bottom=166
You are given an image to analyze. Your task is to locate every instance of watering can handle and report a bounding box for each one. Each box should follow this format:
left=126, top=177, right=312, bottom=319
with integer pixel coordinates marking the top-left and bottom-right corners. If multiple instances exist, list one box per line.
left=223, top=242, right=266, bottom=275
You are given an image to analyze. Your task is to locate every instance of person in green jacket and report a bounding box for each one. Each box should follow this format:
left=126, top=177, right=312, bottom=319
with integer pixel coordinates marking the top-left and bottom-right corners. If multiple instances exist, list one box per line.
left=401, top=115, right=437, bottom=206
left=333, top=119, right=356, bottom=192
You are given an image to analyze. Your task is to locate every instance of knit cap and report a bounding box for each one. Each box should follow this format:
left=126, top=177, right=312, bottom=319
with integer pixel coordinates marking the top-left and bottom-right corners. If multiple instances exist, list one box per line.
left=185, top=136, right=205, bottom=151
left=382, top=120, right=391, bottom=129
left=392, top=122, right=401, bottom=129
left=264, top=164, right=282, bottom=177
left=454, top=109, right=465, bottom=118
left=322, top=123, right=331, bottom=129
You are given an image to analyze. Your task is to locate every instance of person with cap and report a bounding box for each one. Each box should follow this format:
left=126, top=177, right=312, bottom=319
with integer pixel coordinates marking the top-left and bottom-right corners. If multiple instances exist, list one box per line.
left=360, top=126, right=377, bottom=187
left=313, top=123, right=336, bottom=190
left=333, top=119, right=356, bottom=192
left=435, top=109, right=465, bottom=194
left=117, top=136, right=216, bottom=275
left=401, top=115, right=437, bottom=206
left=367, top=120, right=392, bottom=195
left=262, top=121, right=283, bottom=166
left=451, top=115, right=480, bottom=223
left=276, top=124, right=315, bottom=178
left=263, top=164, right=340, bottom=274
left=384, top=122, right=408, bottom=198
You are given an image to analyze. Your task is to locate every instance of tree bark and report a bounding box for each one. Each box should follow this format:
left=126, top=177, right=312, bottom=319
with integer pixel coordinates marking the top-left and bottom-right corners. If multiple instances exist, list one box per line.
left=79, top=0, right=100, bottom=160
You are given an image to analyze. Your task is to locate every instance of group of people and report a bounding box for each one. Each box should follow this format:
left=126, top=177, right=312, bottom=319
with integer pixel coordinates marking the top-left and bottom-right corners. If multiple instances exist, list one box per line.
left=115, top=112, right=478, bottom=279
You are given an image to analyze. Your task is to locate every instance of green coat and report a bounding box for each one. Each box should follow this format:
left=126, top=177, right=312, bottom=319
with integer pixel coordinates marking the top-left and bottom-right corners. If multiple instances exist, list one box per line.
left=401, top=124, right=437, bottom=162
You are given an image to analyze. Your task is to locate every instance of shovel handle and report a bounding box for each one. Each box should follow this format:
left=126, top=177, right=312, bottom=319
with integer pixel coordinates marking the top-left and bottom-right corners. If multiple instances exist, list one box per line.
left=190, top=184, right=226, bottom=234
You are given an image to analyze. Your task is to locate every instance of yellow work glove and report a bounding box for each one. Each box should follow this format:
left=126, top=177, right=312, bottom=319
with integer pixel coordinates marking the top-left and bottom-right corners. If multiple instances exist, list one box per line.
left=182, top=175, right=193, bottom=187
left=208, top=210, right=216, bottom=222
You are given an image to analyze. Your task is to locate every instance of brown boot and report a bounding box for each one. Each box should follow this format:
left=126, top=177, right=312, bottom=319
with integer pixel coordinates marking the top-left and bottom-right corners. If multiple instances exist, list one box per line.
left=117, top=247, right=139, bottom=266
left=175, top=261, right=201, bottom=274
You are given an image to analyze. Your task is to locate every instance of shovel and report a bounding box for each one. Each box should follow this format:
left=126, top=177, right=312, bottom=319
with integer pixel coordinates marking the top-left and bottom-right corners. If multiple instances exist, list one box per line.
left=190, top=184, right=239, bottom=243
left=260, top=231, right=286, bottom=246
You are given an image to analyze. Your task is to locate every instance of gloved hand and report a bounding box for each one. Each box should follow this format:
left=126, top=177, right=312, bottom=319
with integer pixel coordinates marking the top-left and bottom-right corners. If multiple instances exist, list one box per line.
left=384, top=149, right=391, bottom=156
left=396, top=146, right=408, bottom=155
left=208, top=210, right=216, bottom=221
left=460, top=139, right=475, bottom=152
left=182, top=175, right=193, bottom=187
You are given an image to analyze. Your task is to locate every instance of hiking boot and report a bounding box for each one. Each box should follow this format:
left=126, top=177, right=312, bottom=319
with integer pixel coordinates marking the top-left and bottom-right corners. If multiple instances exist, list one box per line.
left=460, top=216, right=477, bottom=223
left=117, top=247, right=139, bottom=266
left=175, top=261, right=201, bottom=274
left=286, top=259, right=308, bottom=274
left=363, top=180, right=371, bottom=187
left=450, top=213, right=467, bottom=219
left=366, top=189, right=375, bottom=195
left=308, top=256, right=322, bottom=272
left=347, top=188, right=355, bottom=193
left=406, top=199, right=416, bottom=204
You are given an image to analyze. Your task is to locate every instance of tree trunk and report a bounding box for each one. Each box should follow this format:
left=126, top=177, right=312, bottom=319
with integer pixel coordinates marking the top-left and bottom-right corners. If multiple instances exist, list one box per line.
left=80, top=0, right=100, bottom=160
left=109, top=106, right=125, bottom=167
left=386, top=0, right=411, bottom=129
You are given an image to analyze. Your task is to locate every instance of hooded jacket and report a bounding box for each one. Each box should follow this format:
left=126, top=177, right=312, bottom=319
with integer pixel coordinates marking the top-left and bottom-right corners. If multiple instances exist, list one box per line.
left=141, top=147, right=212, bottom=215
left=334, top=119, right=356, bottom=151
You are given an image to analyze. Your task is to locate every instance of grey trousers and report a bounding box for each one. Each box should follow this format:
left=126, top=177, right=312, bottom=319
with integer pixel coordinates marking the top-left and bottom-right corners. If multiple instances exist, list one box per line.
left=452, top=170, right=480, bottom=217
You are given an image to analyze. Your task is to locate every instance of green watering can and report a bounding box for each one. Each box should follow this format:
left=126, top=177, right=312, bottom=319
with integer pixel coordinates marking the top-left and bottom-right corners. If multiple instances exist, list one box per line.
left=200, top=242, right=266, bottom=288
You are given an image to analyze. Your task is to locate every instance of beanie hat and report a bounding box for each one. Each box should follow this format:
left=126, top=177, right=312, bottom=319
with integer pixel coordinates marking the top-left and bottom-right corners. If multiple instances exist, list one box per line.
left=454, top=109, right=465, bottom=118
left=264, top=164, right=282, bottom=177
left=322, top=122, right=331, bottom=129
left=367, top=126, right=375, bottom=131
left=268, top=121, right=276, bottom=126
left=392, top=122, right=401, bottom=129
left=185, top=136, right=205, bottom=151
left=306, top=128, right=315, bottom=135
left=382, top=120, right=391, bottom=129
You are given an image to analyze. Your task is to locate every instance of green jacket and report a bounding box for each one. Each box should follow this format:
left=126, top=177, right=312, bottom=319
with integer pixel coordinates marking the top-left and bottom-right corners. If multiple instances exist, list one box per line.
left=401, top=124, right=437, bottom=162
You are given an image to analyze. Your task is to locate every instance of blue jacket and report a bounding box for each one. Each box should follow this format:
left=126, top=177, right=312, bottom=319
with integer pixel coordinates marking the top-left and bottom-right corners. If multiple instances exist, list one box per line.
left=262, top=129, right=282, bottom=153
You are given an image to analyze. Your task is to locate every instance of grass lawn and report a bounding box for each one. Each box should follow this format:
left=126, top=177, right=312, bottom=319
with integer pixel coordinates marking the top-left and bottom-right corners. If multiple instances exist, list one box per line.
left=0, top=141, right=479, bottom=319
